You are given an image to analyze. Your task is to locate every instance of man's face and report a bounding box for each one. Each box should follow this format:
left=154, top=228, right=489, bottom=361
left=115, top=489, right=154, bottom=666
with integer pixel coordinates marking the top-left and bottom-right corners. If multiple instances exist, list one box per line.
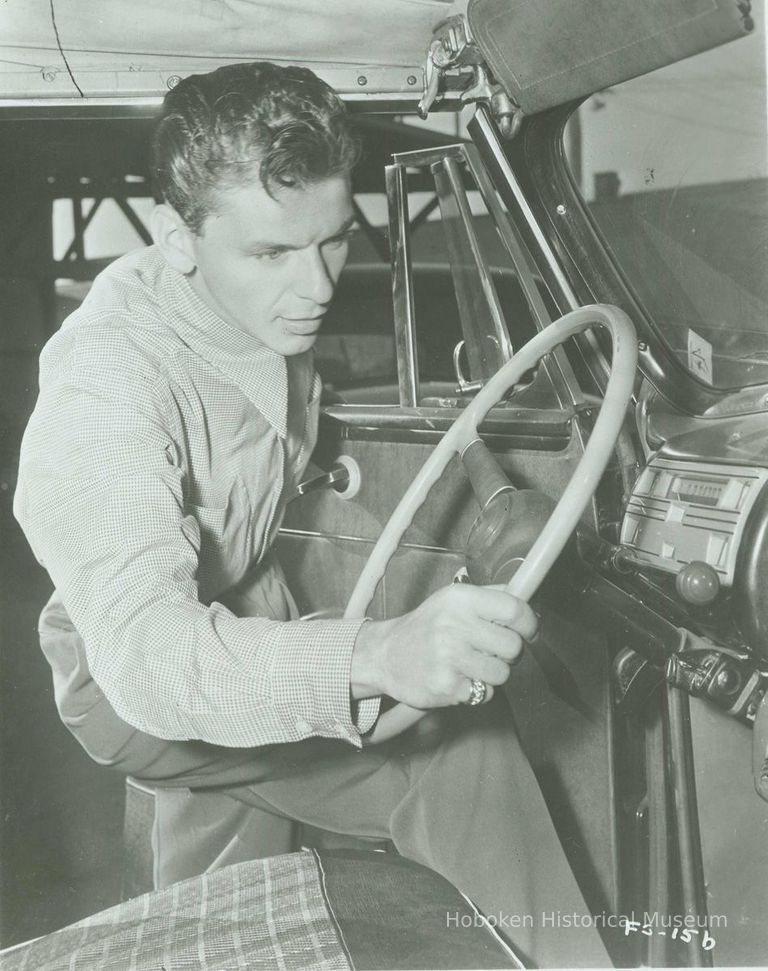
left=187, top=175, right=355, bottom=356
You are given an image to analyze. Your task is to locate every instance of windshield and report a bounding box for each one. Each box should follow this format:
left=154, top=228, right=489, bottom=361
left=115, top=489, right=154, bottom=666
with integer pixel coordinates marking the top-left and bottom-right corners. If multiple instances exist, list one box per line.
left=564, top=26, right=767, bottom=390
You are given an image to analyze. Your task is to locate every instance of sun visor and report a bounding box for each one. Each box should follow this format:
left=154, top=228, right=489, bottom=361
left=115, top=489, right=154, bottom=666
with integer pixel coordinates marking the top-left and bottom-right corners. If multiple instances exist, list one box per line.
left=467, top=0, right=753, bottom=114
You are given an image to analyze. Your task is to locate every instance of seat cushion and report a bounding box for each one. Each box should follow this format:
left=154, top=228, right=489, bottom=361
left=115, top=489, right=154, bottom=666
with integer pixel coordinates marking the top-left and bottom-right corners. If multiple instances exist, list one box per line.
left=1, top=849, right=522, bottom=970
left=318, top=849, right=522, bottom=969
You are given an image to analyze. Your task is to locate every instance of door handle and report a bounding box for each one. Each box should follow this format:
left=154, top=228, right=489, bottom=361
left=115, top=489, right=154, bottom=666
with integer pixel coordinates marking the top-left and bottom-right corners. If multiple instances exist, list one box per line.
left=295, top=455, right=361, bottom=499
left=296, top=463, right=349, bottom=496
left=453, top=340, right=483, bottom=395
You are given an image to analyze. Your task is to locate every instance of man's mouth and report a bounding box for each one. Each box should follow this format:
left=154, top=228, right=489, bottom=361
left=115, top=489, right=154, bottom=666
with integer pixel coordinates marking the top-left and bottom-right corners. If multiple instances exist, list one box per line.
left=281, top=315, right=324, bottom=336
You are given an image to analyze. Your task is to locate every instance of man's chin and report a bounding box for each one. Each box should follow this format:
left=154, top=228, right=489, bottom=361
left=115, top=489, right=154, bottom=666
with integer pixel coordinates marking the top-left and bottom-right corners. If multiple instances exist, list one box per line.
left=277, top=331, right=320, bottom=356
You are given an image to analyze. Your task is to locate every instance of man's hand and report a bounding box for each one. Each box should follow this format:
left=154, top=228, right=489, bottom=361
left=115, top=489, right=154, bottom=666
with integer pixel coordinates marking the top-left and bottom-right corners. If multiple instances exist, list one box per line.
left=350, top=584, right=538, bottom=708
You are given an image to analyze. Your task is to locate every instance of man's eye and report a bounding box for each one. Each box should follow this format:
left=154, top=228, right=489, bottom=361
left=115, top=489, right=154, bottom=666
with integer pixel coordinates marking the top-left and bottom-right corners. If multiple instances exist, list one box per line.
left=327, top=229, right=357, bottom=248
left=257, top=249, right=286, bottom=262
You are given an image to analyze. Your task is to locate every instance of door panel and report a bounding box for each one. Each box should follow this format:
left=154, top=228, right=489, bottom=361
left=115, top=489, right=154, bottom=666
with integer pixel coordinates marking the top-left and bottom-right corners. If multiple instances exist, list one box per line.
left=283, top=415, right=585, bottom=553
left=383, top=546, right=465, bottom=616
left=274, top=533, right=386, bottom=620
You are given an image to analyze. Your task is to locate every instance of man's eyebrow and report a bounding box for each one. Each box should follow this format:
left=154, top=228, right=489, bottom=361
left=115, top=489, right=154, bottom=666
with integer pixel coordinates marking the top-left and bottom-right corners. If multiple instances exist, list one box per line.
left=242, top=215, right=358, bottom=253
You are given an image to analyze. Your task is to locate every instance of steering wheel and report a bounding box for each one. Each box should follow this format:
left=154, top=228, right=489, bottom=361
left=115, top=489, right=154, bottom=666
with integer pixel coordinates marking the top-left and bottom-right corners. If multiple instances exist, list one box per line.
left=343, top=304, right=637, bottom=744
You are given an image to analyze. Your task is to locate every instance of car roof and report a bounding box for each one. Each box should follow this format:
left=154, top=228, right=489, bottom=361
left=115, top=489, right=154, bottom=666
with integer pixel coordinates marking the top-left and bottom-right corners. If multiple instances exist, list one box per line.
left=0, top=0, right=751, bottom=111
left=0, top=0, right=465, bottom=102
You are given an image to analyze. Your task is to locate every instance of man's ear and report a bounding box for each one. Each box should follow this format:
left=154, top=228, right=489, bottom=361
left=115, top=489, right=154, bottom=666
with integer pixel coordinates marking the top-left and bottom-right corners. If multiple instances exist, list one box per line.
left=150, top=204, right=197, bottom=275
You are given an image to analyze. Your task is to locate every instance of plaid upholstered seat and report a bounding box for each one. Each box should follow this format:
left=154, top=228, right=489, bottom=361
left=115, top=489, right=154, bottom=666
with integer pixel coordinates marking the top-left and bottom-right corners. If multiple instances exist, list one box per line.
left=2, top=850, right=523, bottom=970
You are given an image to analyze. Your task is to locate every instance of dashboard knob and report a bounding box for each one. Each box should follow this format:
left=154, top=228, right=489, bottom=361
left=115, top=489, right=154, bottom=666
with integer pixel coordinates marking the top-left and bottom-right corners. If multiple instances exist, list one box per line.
left=675, top=561, right=721, bottom=605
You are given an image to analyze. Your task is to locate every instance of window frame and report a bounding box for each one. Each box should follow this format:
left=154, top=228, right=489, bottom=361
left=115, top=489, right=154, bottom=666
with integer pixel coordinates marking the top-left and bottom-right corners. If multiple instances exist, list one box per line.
left=384, top=128, right=584, bottom=413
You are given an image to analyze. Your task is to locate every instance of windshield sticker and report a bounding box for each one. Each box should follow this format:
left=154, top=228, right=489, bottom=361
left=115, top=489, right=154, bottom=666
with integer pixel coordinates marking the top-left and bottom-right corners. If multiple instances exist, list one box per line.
left=687, top=329, right=713, bottom=385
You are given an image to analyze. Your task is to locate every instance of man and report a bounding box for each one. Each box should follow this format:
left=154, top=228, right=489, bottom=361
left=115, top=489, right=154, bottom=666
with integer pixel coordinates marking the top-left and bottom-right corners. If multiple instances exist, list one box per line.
left=15, top=62, right=609, bottom=966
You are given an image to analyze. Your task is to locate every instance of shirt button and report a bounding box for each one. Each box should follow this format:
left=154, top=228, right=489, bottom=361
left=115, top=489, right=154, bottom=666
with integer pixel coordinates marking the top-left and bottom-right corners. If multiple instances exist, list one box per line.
left=296, top=719, right=311, bottom=734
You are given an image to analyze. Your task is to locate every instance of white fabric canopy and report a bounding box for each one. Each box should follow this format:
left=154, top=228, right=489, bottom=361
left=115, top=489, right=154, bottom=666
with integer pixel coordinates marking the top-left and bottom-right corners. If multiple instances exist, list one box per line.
left=0, top=0, right=465, bottom=100
left=0, top=0, right=751, bottom=109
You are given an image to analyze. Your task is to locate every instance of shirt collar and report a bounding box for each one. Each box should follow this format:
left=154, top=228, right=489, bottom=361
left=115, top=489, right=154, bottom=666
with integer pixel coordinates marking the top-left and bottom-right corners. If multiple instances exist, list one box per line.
left=156, top=254, right=292, bottom=437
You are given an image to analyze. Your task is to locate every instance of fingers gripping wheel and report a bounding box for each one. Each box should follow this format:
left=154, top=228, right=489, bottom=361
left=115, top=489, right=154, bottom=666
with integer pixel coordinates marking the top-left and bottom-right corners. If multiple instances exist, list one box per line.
left=344, top=305, right=638, bottom=744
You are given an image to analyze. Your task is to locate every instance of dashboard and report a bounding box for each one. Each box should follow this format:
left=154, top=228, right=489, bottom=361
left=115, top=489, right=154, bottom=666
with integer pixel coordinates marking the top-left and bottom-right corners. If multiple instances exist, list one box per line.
left=605, top=438, right=768, bottom=722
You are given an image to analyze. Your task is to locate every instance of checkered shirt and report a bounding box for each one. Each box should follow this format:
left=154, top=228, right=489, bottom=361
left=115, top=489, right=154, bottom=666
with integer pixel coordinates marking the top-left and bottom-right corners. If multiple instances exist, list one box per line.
left=14, top=247, right=379, bottom=747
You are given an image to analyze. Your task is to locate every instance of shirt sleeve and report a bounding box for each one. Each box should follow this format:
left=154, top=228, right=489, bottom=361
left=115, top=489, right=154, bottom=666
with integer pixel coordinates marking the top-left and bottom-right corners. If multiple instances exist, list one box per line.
left=14, top=343, right=381, bottom=748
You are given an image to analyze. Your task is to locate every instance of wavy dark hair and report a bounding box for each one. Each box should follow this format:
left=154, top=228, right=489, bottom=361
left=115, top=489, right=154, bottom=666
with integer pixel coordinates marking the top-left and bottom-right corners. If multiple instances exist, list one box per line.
left=151, top=62, right=360, bottom=233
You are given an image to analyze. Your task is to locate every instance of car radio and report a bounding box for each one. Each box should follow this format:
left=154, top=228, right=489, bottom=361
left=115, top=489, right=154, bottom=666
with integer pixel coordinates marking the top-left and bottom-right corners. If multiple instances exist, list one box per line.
left=620, top=457, right=768, bottom=586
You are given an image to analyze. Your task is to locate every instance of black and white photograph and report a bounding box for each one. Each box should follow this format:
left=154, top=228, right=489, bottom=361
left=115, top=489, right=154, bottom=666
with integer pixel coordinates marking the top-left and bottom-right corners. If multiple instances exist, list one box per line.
left=0, top=1, right=766, bottom=968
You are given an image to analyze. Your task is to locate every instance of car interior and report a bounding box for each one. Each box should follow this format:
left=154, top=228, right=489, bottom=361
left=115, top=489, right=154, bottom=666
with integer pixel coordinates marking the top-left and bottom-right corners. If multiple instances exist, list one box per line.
left=1, top=0, right=766, bottom=967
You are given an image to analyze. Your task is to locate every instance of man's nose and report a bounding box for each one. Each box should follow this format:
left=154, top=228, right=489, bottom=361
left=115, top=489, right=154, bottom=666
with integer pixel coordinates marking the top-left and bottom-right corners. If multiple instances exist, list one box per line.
left=296, top=246, right=335, bottom=306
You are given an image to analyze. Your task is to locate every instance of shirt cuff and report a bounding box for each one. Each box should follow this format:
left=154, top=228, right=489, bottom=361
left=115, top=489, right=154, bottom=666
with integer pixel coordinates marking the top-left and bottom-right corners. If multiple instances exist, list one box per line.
left=355, top=696, right=381, bottom=735
left=271, top=617, right=380, bottom=747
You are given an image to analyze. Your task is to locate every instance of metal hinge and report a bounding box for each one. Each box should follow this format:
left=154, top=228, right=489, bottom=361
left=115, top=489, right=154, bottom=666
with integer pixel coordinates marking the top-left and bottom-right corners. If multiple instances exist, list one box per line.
left=418, top=15, right=523, bottom=137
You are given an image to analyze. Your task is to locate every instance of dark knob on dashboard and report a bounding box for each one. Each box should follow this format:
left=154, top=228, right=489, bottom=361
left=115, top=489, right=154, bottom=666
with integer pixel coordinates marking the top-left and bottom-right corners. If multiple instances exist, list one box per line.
left=675, top=561, right=721, bottom=605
